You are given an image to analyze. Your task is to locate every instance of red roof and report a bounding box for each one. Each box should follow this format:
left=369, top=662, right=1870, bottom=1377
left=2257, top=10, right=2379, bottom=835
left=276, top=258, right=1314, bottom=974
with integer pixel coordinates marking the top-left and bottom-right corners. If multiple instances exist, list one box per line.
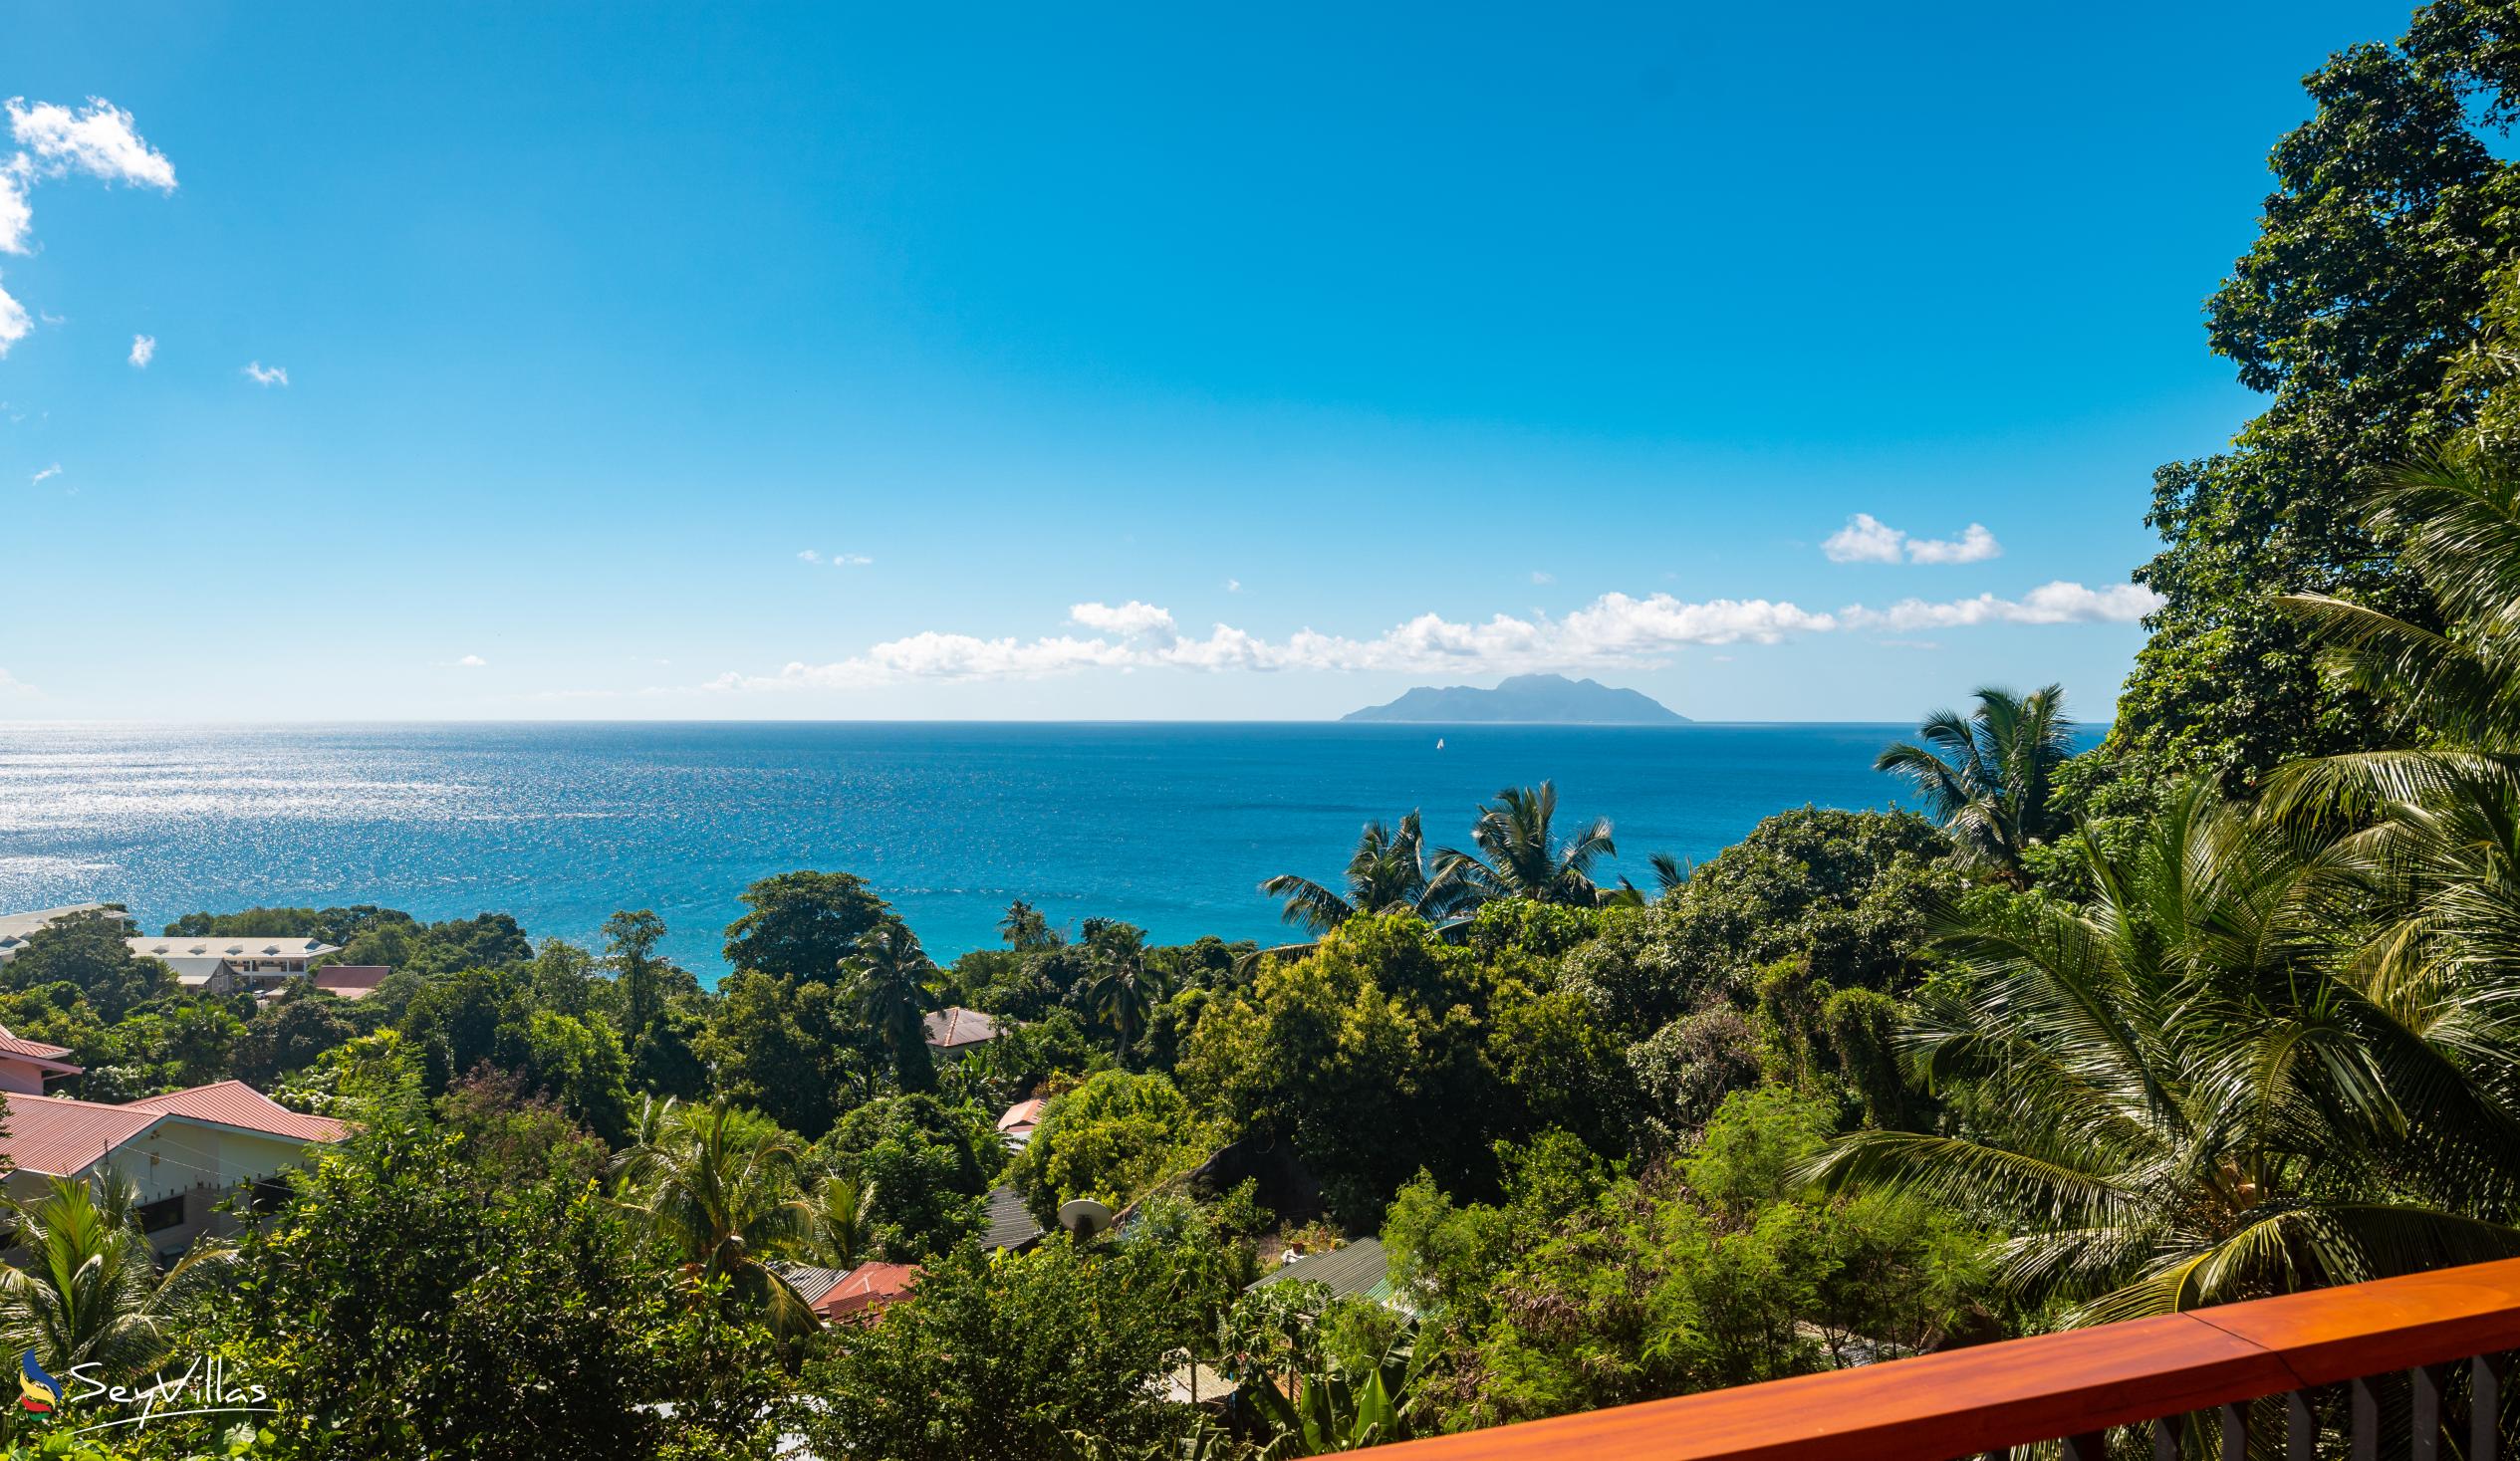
left=125, top=1081, right=350, bottom=1142
left=0, top=1027, right=80, bottom=1071
left=997, top=1096, right=1046, bottom=1132
left=817, top=1261, right=920, bottom=1322
left=311, top=965, right=390, bottom=1000
left=0, top=1096, right=157, bottom=1176
left=921, top=1007, right=1000, bottom=1049
left=0, top=1082, right=346, bottom=1177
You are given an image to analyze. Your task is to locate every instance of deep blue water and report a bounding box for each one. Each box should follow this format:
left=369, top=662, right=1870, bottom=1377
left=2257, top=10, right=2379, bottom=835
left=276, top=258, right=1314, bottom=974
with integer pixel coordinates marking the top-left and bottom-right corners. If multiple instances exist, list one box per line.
left=0, top=722, right=1997, bottom=974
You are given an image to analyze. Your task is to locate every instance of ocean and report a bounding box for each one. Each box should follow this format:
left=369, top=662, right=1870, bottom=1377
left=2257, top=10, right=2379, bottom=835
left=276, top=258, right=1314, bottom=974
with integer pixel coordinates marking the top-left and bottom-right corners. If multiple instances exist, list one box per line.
left=0, top=721, right=2013, bottom=974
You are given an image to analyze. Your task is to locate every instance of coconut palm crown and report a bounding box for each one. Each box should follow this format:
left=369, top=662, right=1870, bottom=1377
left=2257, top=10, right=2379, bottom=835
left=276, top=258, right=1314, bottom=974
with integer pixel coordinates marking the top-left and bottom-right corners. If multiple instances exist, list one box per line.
left=1875, top=684, right=2075, bottom=882
left=1429, top=783, right=1617, bottom=910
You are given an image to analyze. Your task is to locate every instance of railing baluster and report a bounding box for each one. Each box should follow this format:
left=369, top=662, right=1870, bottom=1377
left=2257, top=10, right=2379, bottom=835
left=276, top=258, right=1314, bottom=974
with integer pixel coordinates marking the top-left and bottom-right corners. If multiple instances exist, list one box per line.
left=2413, top=1362, right=2447, bottom=1461
left=2218, top=1399, right=2248, bottom=1461
left=2286, top=1389, right=2316, bottom=1460
left=2151, top=1415, right=2180, bottom=1460
left=2350, top=1376, right=2379, bottom=1461
left=2063, top=1432, right=2106, bottom=1461
left=2477, top=1353, right=2511, bottom=1461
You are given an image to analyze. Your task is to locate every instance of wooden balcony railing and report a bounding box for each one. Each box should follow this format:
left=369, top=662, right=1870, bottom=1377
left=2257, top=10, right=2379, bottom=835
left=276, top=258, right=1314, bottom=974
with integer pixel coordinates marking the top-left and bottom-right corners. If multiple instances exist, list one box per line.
left=1372, top=1257, right=2520, bottom=1460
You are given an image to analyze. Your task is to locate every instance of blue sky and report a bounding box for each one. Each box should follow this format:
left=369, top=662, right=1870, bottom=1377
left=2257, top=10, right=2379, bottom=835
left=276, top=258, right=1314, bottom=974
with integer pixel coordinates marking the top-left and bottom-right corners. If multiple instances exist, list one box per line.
left=0, top=1, right=2414, bottom=722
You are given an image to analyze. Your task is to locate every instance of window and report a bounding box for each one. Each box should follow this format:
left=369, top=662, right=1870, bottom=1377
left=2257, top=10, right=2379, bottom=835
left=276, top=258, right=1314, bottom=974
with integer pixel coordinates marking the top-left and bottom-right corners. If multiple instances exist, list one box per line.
left=136, top=1195, right=183, bottom=1233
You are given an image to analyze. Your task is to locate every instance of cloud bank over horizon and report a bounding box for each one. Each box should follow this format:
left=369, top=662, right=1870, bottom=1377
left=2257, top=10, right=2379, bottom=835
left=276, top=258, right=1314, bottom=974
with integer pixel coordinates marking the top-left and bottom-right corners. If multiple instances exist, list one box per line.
left=700, top=579, right=2161, bottom=695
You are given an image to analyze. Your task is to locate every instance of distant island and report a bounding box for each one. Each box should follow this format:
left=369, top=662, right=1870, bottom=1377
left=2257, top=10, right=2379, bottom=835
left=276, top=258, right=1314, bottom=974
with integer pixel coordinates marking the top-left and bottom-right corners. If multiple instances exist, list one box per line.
left=1342, top=672, right=1691, bottom=724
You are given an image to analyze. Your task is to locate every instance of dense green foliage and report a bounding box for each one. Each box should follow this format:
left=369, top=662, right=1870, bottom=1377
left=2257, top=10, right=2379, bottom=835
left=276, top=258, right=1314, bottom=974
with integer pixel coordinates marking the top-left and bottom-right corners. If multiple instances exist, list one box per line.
left=33, top=7, right=2520, bottom=1454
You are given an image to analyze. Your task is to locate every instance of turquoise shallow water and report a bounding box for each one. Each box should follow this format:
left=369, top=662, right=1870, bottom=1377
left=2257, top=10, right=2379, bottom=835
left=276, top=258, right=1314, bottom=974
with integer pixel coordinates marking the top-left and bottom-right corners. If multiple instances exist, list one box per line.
left=0, top=721, right=2039, bottom=974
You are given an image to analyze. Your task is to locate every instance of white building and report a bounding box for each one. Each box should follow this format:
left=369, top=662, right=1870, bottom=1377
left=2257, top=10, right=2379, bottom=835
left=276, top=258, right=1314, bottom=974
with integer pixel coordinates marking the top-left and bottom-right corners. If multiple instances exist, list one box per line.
left=126, top=935, right=343, bottom=992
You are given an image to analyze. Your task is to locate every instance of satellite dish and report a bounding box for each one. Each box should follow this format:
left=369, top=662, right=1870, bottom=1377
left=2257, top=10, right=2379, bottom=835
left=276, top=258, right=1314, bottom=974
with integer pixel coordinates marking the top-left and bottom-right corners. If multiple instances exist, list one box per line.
left=1058, top=1198, right=1115, bottom=1239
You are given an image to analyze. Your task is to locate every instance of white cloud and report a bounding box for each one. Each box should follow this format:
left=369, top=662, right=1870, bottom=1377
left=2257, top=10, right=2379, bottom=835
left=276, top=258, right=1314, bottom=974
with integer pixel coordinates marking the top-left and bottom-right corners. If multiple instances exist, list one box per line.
left=700, top=580, right=2158, bottom=693
left=6, top=99, right=176, bottom=189
left=1845, top=581, right=2160, bottom=630
left=435, top=653, right=488, bottom=668
left=29, top=463, right=58, bottom=485
left=1905, top=523, right=2002, bottom=564
left=0, top=277, right=26, bottom=357
left=798, top=550, right=822, bottom=564
left=0, top=667, right=35, bottom=697
left=1225, top=578, right=1243, bottom=594
left=1822, top=513, right=1906, bottom=564
left=1530, top=570, right=1555, bottom=585
left=1069, top=601, right=1178, bottom=637
left=799, top=549, right=872, bottom=568
left=127, top=334, right=152, bottom=367
left=0, top=175, right=27, bottom=255
left=1823, top=513, right=2004, bottom=565
left=243, top=362, right=288, bottom=386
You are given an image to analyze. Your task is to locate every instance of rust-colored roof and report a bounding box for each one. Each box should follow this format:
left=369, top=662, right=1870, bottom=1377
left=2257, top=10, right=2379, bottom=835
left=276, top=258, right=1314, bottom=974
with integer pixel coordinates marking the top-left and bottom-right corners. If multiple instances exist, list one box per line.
left=311, top=965, right=390, bottom=999
left=921, top=1007, right=1000, bottom=1049
left=0, top=1025, right=80, bottom=1070
left=818, top=1261, right=920, bottom=1322
left=0, top=1095, right=157, bottom=1176
left=997, top=1096, right=1046, bottom=1132
left=126, top=1082, right=349, bottom=1142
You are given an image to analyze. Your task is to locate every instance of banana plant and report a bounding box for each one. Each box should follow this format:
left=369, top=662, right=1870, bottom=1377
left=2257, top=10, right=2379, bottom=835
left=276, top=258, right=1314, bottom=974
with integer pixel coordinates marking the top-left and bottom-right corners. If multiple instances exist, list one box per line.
left=1243, top=1329, right=1419, bottom=1456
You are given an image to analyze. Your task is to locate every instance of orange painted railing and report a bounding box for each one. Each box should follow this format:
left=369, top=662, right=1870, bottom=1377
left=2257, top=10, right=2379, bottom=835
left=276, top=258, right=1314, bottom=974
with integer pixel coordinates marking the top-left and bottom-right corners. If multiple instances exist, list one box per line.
left=1372, top=1258, right=2520, bottom=1460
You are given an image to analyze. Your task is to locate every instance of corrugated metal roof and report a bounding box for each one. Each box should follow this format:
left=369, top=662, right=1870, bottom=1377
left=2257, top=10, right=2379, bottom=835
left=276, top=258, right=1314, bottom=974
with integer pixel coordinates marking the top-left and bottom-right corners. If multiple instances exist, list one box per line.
left=982, top=1185, right=1043, bottom=1253
left=0, top=1096, right=156, bottom=1176
left=1249, top=1236, right=1393, bottom=1305
left=820, top=1262, right=919, bottom=1320
left=921, top=1007, right=1000, bottom=1049
left=773, top=1262, right=854, bottom=1309
left=996, top=1097, right=1045, bottom=1133
left=0, top=1026, right=78, bottom=1066
left=126, top=1082, right=349, bottom=1142
left=312, top=965, right=389, bottom=999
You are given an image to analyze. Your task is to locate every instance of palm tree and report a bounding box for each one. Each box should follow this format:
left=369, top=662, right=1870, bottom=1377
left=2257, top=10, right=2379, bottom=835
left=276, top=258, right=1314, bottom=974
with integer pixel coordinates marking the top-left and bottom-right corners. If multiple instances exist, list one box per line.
left=1430, top=783, right=1616, bottom=909
left=0, top=1174, right=235, bottom=1384
left=1874, top=684, right=2075, bottom=884
left=610, top=1097, right=820, bottom=1339
left=1261, top=812, right=1454, bottom=933
left=999, top=899, right=1061, bottom=951
left=2270, top=453, right=2520, bottom=814
left=808, top=1170, right=879, bottom=1270
left=1082, top=921, right=1170, bottom=1060
left=846, top=917, right=936, bottom=1092
left=1812, top=785, right=2520, bottom=1324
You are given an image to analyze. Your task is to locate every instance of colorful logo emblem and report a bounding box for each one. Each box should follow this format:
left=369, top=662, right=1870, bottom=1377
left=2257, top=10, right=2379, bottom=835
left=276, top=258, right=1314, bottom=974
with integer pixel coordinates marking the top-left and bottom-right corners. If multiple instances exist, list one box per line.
left=16, top=1349, right=59, bottom=1413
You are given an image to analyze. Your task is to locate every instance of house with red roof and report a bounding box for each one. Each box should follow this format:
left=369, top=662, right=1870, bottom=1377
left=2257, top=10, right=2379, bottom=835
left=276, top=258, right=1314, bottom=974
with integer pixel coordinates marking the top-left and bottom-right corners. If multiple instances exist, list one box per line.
left=996, top=1096, right=1046, bottom=1149
left=0, top=1080, right=349, bottom=1259
left=0, top=1025, right=84, bottom=1096
left=921, top=1006, right=1001, bottom=1059
left=815, top=1261, right=920, bottom=1324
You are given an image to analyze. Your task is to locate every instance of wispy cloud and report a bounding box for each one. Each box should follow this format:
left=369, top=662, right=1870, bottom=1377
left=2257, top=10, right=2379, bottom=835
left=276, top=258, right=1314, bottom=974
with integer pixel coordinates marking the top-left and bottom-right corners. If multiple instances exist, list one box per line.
left=703, top=581, right=2158, bottom=692
left=6, top=99, right=177, bottom=189
left=127, top=334, right=153, bottom=367
left=242, top=362, right=288, bottom=386
left=0, top=175, right=27, bottom=255
left=1225, top=578, right=1243, bottom=594
left=1530, top=570, right=1555, bottom=585
left=0, top=277, right=26, bottom=357
left=797, top=549, right=872, bottom=567
left=0, top=667, right=37, bottom=697
left=436, top=653, right=487, bottom=668
left=1823, top=513, right=2002, bottom=565
left=29, top=463, right=59, bottom=485
left=0, top=99, right=173, bottom=356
